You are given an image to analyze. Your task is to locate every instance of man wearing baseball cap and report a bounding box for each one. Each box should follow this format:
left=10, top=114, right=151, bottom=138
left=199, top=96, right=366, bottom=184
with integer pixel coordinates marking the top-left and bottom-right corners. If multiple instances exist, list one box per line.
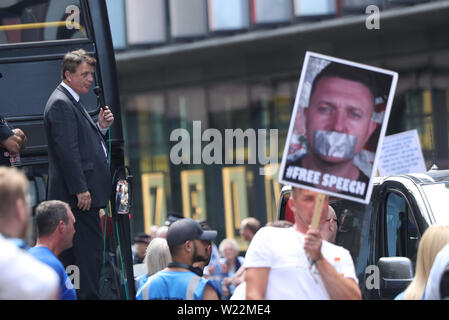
left=132, top=232, right=151, bottom=264
left=136, top=218, right=219, bottom=300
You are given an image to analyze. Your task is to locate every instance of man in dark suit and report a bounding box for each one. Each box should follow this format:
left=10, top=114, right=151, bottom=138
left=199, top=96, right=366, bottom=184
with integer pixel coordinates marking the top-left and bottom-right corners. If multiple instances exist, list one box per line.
left=44, top=49, right=114, bottom=300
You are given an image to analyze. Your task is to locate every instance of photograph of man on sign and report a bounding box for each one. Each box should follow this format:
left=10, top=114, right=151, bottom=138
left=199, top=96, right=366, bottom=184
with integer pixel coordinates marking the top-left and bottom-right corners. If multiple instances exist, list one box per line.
left=279, top=52, right=398, bottom=203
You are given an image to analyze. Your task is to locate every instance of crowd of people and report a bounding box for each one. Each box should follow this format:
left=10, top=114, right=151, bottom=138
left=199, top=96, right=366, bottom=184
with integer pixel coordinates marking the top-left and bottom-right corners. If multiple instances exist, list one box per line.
left=131, top=188, right=449, bottom=301
left=0, top=48, right=114, bottom=300
left=1, top=164, right=449, bottom=300
left=1, top=48, right=449, bottom=301
left=131, top=216, right=259, bottom=300
left=0, top=167, right=70, bottom=299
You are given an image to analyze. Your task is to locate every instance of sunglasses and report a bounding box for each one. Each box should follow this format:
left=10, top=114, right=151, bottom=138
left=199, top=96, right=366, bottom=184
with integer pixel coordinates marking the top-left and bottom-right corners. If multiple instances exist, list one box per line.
left=326, top=218, right=339, bottom=227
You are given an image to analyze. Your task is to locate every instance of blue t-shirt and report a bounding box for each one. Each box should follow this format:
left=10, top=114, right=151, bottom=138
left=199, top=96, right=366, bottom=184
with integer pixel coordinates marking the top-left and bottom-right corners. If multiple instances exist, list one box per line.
left=136, top=270, right=209, bottom=300
left=28, top=246, right=77, bottom=300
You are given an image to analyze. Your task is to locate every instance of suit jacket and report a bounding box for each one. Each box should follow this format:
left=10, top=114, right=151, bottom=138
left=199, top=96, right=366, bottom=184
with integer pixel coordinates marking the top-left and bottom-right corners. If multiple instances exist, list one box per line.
left=44, top=84, right=111, bottom=209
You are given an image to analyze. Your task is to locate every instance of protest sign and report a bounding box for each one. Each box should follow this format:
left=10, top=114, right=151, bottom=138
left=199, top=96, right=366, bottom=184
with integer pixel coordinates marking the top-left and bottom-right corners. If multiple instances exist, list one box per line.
left=279, top=52, right=398, bottom=204
left=378, top=129, right=426, bottom=176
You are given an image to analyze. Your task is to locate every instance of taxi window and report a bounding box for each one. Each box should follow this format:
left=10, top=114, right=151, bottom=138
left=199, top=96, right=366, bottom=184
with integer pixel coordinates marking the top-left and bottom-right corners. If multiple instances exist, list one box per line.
left=0, top=0, right=88, bottom=45
left=385, top=192, right=419, bottom=263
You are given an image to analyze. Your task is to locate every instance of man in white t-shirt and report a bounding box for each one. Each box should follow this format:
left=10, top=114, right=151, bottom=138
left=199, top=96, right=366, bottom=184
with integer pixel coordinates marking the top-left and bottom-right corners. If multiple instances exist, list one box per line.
left=244, top=187, right=361, bottom=300
left=0, top=167, right=59, bottom=300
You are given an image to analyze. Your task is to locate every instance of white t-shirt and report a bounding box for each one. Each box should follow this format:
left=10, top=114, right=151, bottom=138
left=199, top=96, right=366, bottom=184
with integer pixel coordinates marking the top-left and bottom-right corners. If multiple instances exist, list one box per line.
left=0, top=235, right=59, bottom=300
left=230, top=281, right=246, bottom=300
left=243, top=226, right=358, bottom=300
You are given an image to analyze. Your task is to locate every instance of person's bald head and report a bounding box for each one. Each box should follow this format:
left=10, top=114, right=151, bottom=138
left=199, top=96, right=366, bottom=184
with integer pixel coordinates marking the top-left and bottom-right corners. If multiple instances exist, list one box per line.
left=328, top=206, right=337, bottom=220
left=320, top=205, right=338, bottom=243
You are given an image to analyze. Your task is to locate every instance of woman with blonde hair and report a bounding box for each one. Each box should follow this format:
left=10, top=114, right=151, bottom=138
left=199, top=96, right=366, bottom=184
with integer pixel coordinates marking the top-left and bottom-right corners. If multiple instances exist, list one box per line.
left=144, top=237, right=172, bottom=277
left=135, top=237, right=172, bottom=293
left=395, top=224, right=449, bottom=300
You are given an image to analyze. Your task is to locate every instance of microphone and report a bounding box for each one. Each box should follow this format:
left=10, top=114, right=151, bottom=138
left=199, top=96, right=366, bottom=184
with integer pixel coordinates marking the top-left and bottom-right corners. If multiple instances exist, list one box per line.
left=94, top=86, right=112, bottom=129
left=94, top=86, right=105, bottom=114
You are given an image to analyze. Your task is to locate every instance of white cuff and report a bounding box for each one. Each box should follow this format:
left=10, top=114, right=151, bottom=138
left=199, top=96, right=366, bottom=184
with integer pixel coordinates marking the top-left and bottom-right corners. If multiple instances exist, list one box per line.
left=97, top=122, right=108, bottom=136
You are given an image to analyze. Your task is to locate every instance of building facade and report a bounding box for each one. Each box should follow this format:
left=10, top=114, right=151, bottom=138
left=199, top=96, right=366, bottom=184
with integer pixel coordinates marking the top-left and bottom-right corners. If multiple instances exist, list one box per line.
left=108, top=0, right=449, bottom=248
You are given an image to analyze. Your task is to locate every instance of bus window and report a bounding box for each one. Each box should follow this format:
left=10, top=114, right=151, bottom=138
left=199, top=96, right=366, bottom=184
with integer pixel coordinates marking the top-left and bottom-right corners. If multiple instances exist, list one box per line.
left=0, top=0, right=88, bottom=45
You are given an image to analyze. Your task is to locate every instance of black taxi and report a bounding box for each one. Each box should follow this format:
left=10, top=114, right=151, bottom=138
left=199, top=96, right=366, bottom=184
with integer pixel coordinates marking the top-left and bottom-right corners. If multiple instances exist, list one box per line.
left=277, top=166, right=449, bottom=299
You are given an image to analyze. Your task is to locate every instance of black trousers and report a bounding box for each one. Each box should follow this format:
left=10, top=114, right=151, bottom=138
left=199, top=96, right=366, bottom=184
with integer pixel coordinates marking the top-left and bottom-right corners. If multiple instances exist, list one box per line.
left=60, top=207, right=104, bottom=300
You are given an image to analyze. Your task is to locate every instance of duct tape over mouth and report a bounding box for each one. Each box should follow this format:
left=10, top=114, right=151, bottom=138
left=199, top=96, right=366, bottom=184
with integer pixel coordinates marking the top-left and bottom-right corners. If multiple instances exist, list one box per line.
left=313, top=130, right=357, bottom=159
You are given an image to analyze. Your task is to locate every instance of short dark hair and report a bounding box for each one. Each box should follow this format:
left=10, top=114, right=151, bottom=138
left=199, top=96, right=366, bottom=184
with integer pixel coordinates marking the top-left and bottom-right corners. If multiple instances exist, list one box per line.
left=169, top=244, right=184, bottom=258
left=61, top=49, right=96, bottom=80
left=310, top=62, right=391, bottom=103
left=35, top=200, right=70, bottom=237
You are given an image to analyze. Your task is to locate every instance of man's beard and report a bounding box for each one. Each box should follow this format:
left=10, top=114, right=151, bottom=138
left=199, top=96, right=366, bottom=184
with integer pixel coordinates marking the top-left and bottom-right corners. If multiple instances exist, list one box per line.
left=192, top=242, right=210, bottom=265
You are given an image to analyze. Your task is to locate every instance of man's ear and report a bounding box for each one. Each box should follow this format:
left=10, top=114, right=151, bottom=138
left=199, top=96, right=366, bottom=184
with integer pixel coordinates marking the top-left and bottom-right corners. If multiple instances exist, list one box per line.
left=57, top=220, right=65, bottom=234
left=289, top=198, right=296, bottom=214
left=184, top=241, right=193, bottom=253
left=64, top=70, right=72, bottom=82
left=289, top=188, right=300, bottom=215
left=329, top=220, right=335, bottom=232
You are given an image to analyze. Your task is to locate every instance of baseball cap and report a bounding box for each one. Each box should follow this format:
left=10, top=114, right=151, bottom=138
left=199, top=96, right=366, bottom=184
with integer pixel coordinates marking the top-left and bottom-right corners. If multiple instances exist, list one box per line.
left=134, top=232, right=151, bottom=244
left=165, top=211, right=184, bottom=226
left=167, top=218, right=217, bottom=247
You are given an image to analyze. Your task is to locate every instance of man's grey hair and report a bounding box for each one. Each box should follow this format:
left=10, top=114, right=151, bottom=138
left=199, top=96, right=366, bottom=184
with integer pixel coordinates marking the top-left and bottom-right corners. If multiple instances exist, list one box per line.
left=61, top=49, right=96, bottom=80
left=219, top=238, right=239, bottom=256
left=35, top=200, right=70, bottom=237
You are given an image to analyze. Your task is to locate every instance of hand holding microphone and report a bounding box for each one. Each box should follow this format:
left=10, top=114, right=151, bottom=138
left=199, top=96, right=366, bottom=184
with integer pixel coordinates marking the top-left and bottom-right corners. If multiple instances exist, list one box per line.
left=94, top=86, right=114, bottom=129
left=99, top=106, right=114, bottom=128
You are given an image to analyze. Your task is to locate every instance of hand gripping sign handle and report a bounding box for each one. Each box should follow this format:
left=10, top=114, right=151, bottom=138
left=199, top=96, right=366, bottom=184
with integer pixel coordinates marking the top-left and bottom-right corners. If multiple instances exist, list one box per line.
left=306, top=193, right=326, bottom=269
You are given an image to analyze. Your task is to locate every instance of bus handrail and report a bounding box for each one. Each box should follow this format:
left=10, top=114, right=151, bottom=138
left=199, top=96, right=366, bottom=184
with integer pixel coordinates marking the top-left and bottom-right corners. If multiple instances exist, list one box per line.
left=0, top=21, right=87, bottom=37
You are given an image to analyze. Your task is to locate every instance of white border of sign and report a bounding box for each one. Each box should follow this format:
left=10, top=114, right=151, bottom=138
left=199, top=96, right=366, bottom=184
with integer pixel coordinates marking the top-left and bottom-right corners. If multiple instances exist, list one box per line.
left=278, top=51, right=398, bottom=204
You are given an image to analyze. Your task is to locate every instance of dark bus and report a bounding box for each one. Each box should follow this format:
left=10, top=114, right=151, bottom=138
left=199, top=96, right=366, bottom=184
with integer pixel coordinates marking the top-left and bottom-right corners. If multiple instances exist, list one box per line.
left=0, top=0, right=134, bottom=299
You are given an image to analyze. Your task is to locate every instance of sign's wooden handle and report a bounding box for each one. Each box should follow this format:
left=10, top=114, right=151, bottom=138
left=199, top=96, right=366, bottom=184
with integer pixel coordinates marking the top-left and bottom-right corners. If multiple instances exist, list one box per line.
left=310, top=193, right=326, bottom=230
